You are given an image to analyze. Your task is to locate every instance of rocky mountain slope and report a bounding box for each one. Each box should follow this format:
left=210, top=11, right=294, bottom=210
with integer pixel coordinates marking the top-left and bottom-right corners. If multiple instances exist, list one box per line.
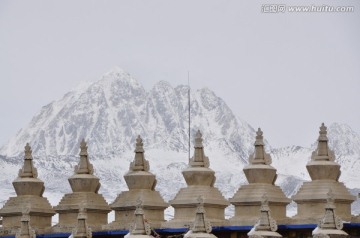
left=1, top=67, right=359, bottom=219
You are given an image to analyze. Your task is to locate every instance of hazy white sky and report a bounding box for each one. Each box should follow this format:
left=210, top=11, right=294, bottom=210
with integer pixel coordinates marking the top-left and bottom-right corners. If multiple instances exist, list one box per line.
left=0, top=0, right=359, bottom=148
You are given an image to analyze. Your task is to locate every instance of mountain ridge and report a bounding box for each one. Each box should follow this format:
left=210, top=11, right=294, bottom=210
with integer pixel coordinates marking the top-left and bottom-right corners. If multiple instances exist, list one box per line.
left=0, top=67, right=359, bottom=218
left=0, top=67, right=256, bottom=160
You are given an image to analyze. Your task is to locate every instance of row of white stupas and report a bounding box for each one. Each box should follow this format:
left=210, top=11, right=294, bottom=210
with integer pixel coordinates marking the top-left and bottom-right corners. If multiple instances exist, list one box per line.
left=0, top=123, right=356, bottom=238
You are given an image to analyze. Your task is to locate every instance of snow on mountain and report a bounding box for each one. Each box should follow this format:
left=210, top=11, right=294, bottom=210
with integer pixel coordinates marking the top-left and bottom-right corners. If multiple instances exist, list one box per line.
left=327, top=123, right=360, bottom=188
left=0, top=67, right=359, bottom=219
left=271, top=123, right=360, bottom=189
left=270, top=123, right=360, bottom=215
left=0, top=67, right=254, bottom=160
left=0, top=67, right=255, bottom=219
left=272, top=146, right=312, bottom=181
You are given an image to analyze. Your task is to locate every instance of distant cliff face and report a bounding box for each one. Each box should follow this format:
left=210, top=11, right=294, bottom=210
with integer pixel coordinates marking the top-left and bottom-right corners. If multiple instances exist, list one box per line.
left=0, top=67, right=359, bottom=218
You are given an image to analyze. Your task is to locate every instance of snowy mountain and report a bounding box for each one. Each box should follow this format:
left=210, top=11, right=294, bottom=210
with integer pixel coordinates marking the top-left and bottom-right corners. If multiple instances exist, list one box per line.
left=0, top=67, right=359, bottom=219
left=271, top=123, right=360, bottom=189
left=0, top=67, right=254, bottom=160
left=270, top=124, right=360, bottom=215
left=0, top=67, right=256, bottom=219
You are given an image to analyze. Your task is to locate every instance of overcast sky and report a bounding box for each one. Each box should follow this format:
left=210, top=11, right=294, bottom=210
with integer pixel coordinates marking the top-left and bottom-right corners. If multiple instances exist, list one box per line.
left=0, top=0, right=359, bottom=148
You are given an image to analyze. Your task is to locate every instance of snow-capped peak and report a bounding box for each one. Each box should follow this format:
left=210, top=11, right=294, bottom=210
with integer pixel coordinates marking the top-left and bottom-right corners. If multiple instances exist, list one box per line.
left=0, top=69, right=254, bottom=160
left=103, top=66, right=131, bottom=78
left=328, top=122, right=360, bottom=156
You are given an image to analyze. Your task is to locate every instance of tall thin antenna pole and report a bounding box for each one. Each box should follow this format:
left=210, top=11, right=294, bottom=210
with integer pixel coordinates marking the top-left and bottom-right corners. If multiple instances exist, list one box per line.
left=188, top=71, right=191, bottom=160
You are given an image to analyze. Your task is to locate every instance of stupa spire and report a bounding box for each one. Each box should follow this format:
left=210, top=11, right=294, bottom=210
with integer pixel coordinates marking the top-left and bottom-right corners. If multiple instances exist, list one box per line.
left=130, top=135, right=150, bottom=172
left=18, top=143, right=38, bottom=178
left=318, top=189, right=343, bottom=230
left=250, top=128, right=271, bottom=165
left=312, top=123, right=334, bottom=161
left=129, top=199, right=152, bottom=236
left=189, top=130, right=210, bottom=168
left=184, top=196, right=217, bottom=238
left=72, top=205, right=92, bottom=238
left=191, top=196, right=212, bottom=234
left=75, top=139, right=94, bottom=174
left=256, top=194, right=278, bottom=232
left=16, top=207, right=35, bottom=238
left=312, top=189, right=348, bottom=237
left=248, top=194, right=281, bottom=238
